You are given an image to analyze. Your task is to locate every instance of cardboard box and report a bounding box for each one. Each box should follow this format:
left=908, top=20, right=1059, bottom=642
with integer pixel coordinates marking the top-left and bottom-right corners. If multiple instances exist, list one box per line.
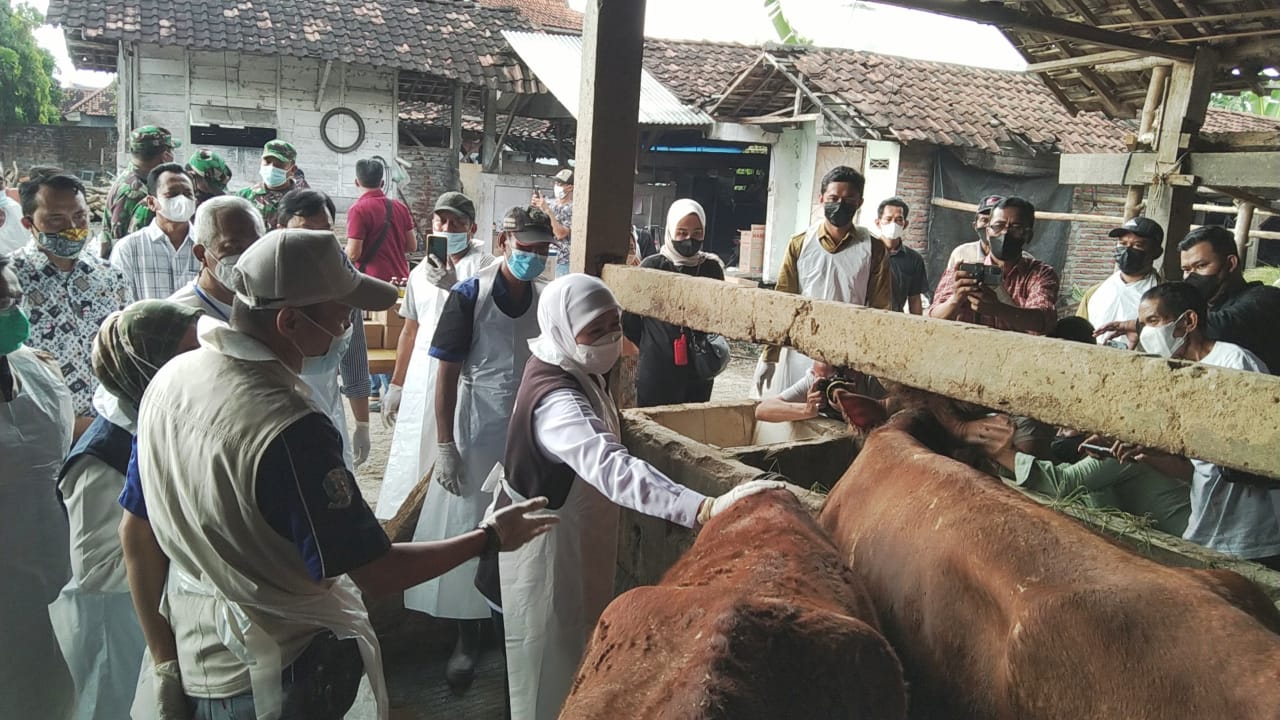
left=364, top=322, right=386, bottom=350
left=749, top=224, right=766, bottom=274
left=383, top=325, right=400, bottom=350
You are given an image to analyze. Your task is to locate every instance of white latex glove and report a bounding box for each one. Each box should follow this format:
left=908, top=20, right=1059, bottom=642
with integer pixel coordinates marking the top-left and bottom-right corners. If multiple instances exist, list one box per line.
left=154, top=660, right=192, bottom=720
left=424, top=255, right=457, bottom=291
left=352, top=421, right=371, bottom=467
left=481, top=496, right=560, bottom=551
left=753, top=361, right=776, bottom=395
left=435, top=441, right=464, bottom=495
left=697, top=478, right=792, bottom=525
left=381, top=384, right=403, bottom=428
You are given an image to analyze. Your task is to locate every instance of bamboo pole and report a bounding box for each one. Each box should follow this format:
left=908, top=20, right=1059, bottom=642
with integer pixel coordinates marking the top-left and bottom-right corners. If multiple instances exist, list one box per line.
left=1235, top=202, right=1255, bottom=266
left=1126, top=65, right=1170, bottom=219
left=930, top=196, right=1123, bottom=224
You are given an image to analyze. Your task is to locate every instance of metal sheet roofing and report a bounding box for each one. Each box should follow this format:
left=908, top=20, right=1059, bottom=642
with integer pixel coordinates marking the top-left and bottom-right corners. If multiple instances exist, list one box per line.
left=502, top=30, right=712, bottom=127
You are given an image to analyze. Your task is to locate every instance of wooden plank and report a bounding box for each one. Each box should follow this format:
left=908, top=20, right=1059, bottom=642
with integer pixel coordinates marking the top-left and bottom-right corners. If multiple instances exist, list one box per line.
left=1026, top=49, right=1139, bottom=73
left=1198, top=130, right=1280, bottom=152
left=571, top=0, right=647, bottom=275
left=1059, top=152, right=1155, bottom=185
left=601, top=264, right=1280, bottom=477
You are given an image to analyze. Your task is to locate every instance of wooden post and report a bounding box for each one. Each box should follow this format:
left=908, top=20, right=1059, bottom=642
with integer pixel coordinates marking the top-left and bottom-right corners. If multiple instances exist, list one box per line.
left=482, top=89, right=497, bottom=168
left=1124, top=64, right=1170, bottom=220
left=1144, top=49, right=1217, bottom=280
left=1236, top=201, right=1256, bottom=267
left=571, top=0, right=647, bottom=276
left=450, top=82, right=464, bottom=155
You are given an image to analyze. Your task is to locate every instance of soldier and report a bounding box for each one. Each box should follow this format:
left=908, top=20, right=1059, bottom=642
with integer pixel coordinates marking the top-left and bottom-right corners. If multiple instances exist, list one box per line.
left=185, top=148, right=233, bottom=207
left=237, top=140, right=308, bottom=228
left=103, top=126, right=180, bottom=255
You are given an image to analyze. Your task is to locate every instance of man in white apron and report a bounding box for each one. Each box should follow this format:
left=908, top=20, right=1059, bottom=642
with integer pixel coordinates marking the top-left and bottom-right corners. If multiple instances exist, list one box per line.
left=1077, top=216, right=1162, bottom=348
left=405, top=206, right=552, bottom=690
left=377, top=192, right=496, bottom=520
left=754, top=165, right=893, bottom=397
left=124, top=229, right=556, bottom=719
left=0, top=253, right=76, bottom=720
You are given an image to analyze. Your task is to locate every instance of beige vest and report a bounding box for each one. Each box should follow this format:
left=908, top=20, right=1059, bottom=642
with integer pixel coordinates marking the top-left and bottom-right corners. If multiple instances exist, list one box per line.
left=136, top=324, right=384, bottom=714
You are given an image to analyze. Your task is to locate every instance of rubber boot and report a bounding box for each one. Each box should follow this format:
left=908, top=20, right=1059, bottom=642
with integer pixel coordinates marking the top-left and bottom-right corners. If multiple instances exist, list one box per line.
left=445, top=619, right=483, bottom=692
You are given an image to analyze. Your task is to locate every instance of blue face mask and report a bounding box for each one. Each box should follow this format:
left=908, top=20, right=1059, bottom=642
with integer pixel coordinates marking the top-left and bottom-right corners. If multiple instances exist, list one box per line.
left=507, top=248, right=547, bottom=281
left=260, top=164, right=288, bottom=188
left=444, top=232, right=470, bottom=254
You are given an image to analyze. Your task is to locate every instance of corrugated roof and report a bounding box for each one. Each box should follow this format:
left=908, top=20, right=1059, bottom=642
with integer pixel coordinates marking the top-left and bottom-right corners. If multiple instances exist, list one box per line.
left=502, top=30, right=711, bottom=127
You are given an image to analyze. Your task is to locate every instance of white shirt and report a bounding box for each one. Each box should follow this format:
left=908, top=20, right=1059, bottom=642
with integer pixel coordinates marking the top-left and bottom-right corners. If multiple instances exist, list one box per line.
left=169, top=280, right=231, bottom=321
left=109, top=220, right=201, bottom=300
left=1184, top=341, right=1280, bottom=559
left=532, top=389, right=706, bottom=528
left=0, top=195, right=27, bottom=255
left=1085, top=270, right=1160, bottom=344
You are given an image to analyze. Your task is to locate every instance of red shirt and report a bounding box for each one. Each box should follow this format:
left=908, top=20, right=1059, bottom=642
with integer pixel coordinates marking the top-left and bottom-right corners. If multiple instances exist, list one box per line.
left=932, top=254, right=1059, bottom=333
left=346, top=189, right=413, bottom=282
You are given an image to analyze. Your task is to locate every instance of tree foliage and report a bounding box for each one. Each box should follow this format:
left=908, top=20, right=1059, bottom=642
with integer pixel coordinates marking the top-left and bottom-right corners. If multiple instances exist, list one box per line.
left=763, top=0, right=811, bottom=45
left=1209, top=89, right=1280, bottom=119
left=0, top=0, right=61, bottom=126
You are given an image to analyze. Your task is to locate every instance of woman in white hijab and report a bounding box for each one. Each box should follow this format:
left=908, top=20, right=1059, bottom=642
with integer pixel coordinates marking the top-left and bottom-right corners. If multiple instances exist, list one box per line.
left=622, top=198, right=725, bottom=406
left=489, top=274, right=787, bottom=720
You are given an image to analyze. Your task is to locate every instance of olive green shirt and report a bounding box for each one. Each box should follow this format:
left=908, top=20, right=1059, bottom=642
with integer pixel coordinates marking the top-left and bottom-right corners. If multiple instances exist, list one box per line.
left=1010, top=453, right=1190, bottom=536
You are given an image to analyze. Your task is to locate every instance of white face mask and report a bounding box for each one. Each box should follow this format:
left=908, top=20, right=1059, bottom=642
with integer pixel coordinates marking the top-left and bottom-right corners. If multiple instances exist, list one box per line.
left=157, top=194, right=196, bottom=223
left=211, top=253, right=241, bottom=290
left=879, top=221, right=902, bottom=241
left=573, top=331, right=622, bottom=375
left=292, top=311, right=353, bottom=376
left=1139, top=312, right=1188, bottom=359
left=553, top=184, right=566, bottom=201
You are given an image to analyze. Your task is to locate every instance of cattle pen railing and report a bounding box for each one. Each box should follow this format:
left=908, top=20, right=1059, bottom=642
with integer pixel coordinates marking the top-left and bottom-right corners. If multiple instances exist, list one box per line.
left=601, top=265, right=1280, bottom=479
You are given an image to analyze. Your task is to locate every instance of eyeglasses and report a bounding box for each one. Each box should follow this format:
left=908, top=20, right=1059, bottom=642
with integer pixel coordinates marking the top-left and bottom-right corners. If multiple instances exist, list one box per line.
left=988, top=222, right=1029, bottom=233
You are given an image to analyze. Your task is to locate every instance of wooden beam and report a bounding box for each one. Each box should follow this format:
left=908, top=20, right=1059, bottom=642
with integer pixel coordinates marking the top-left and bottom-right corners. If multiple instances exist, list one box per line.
left=1187, top=152, right=1280, bottom=188
left=708, top=54, right=767, bottom=116
left=315, top=60, right=333, bottom=111
left=602, top=264, right=1280, bottom=477
left=1235, top=201, right=1255, bottom=263
left=1060, top=152, right=1155, bottom=185
left=1200, top=186, right=1280, bottom=214
left=865, top=0, right=1195, bottom=61
left=449, top=82, right=463, bottom=153
left=571, top=0, right=647, bottom=276
left=1096, top=56, right=1174, bottom=74
left=481, top=89, right=498, bottom=168
left=1062, top=151, right=1280, bottom=189
left=1026, top=50, right=1140, bottom=73
left=1099, top=8, right=1280, bottom=30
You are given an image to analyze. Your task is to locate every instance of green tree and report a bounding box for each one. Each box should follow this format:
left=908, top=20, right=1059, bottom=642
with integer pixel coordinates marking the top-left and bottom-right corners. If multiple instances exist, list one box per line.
left=0, top=0, right=61, bottom=125
left=764, top=0, right=810, bottom=45
left=1209, top=89, right=1280, bottom=119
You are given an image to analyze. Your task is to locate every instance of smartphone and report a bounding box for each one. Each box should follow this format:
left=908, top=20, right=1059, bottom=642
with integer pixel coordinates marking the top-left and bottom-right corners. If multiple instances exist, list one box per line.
left=426, top=233, right=449, bottom=266
left=958, top=262, right=1003, bottom=287
left=1079, top=442, right=1115, bottom=458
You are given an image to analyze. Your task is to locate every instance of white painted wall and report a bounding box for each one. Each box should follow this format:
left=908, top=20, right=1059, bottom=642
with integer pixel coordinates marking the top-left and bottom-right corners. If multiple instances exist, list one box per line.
left=763, top=123, right=817, bottom=282
left=123, top=44, right=398, bottom=213
left=859, top=139, right=900, bottom=233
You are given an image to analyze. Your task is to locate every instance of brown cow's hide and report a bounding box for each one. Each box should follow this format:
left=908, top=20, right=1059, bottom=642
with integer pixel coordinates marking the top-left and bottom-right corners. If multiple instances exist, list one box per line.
left=561, top=489, right=908, bottom=720
left=822, top=411, right=1280, bottom=720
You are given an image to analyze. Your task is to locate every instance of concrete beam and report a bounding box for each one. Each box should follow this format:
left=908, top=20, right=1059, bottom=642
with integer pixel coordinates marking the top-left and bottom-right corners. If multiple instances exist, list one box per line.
left=603, top=264, right=1280, bottom=477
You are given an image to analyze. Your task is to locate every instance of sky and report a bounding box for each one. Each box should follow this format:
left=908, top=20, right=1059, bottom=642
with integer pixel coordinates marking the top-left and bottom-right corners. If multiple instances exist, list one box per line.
left=27, top=0, right=1026, bottom=89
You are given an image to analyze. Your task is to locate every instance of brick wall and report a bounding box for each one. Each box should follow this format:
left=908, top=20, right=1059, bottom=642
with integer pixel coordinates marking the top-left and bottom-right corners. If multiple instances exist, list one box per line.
left=397, top=144, right=460, bottom=224
left=896, top=143, right=934, bottom=254
left=0, top=125, right=117, bottom=182
left=1061, top=186, right=1127, bottom=311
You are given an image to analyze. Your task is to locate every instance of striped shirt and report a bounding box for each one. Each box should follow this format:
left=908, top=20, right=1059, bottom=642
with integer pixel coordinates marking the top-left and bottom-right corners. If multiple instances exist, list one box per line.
left=109, top=221, right=202, bottom=300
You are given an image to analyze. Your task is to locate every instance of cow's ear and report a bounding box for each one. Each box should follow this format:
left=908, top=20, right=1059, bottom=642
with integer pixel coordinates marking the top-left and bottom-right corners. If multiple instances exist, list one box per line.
left=832, top=389, right=889, bottom=433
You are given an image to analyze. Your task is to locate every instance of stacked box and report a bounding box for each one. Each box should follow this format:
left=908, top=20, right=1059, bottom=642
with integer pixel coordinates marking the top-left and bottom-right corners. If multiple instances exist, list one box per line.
left=364, top=322, right=385, bottom=350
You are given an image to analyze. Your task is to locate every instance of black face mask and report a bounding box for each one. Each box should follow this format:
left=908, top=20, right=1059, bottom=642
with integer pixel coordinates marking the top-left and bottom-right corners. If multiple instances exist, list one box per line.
left=824, top=200, right=856, bottom=228
left=672, top=239, right=702, bottom=258
left=1114, top=246, right=1149, bottom=276
left=1184, top=271, right=1222, bottom=300
left=986, top=234, right=1023, bottom=262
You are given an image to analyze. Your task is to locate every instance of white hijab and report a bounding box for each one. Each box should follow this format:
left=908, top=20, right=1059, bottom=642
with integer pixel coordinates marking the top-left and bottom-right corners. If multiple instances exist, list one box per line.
left=659, top=198, right=713, bottom=268
left=528, top=274, right=623, bottom=434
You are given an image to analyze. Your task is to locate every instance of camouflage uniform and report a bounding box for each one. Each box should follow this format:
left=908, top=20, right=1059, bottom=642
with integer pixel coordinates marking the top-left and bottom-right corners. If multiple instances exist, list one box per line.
left=185, top=148, right=233, bottom=204
left=237, top=139, right=307, bottom=228
left=104, top=126, right=181, bottom=247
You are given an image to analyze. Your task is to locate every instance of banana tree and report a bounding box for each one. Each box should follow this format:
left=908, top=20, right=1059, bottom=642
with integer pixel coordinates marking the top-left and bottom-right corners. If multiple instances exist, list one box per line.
left=764, top=0, right=810, bottom=44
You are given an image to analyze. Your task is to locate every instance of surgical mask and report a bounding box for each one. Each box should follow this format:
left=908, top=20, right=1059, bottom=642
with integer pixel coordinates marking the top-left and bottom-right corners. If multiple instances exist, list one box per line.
left=986, top=234, right=1023, bottom=262
left=508, top=249, right=547, bottom=281
left=444, top=232, right=470, bottom=254
left=823, top=200, right=856, bottom=228
left=1184, top=271, right=1222, bottom=300
left=260, top=164, right=288, bottom=188
left=156, top=194, right=196, bottom=223
left=35, top=226, right=90, bottom=259
left=553, top=185, right=566, bottom=201
left=1114, top=246, right=1148, bottom=276
left=1139, top=312, right=1188, bottom=359
left=0, top=306, right=31, bottom=356
left=879, top=222, right=903, bottom=241
left=672, top=239, right=702, bottom=257
left=292, top=311, right=353, bottom=376
left=211, top=253, right=241, bottom=290
left=574, top=331, right=623, bottom=375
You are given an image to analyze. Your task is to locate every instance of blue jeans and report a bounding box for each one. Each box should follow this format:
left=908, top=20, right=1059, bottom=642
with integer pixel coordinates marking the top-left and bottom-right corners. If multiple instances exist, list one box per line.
left=370, top=373, right=390, bottom=396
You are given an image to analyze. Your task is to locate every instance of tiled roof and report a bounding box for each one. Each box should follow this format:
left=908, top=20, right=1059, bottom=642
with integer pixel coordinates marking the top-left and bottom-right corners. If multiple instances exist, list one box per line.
left=400, top=100, right=556, bottom=138
left=62, top=82, right=116, bottom=116
left=47, top=0, right=531, bottom=88
left=477, top=0, right=581, bottom=31
left=643, top=39, right=761, bottom=107
left=1201, top=108, right=1280, bottom=134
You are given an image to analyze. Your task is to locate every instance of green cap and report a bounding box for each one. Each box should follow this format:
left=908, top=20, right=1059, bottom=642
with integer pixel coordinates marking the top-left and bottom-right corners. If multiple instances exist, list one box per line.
left=129, top=125, right=181, bottom=154
left=262, top=140, right=298, bottom=164
left=185, top=148, right=232, bottom=193
left=433, top=192, right=476, bottom=223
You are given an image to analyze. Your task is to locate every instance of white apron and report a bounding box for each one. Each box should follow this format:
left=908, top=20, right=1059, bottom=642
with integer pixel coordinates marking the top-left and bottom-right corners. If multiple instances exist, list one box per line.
left=0, top=346, right=76, bottom=720
left=759, top=222, right=872, bottom=397
left=498, top=466, right=620, bottom=720
left=50, top=575, right=147, bottom=720
left=1087, top=271, right=1159, bottom=346
left=405, top=265, right=541, bottom=619
left=377, top=244, right=495, bottom=520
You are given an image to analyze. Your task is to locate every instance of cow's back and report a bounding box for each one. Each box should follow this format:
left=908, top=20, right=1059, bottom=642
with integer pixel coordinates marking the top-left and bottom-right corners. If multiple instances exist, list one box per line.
left=561, top=490, right=908, bottom=720
left=821, top=412, right=1280, bottom=720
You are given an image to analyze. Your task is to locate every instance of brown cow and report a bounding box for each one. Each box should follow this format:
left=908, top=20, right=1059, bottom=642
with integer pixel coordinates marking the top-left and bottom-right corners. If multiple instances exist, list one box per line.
left=561, top=489, right=908, bottom=720
left=821, top=410, right=1280, bottom=720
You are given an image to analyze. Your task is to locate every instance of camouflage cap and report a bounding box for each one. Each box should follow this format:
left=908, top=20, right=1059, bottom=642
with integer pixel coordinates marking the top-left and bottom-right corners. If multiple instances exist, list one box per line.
left=262, top=140, right=298, bottom=164
left=129, top=125, right=181, bottom=154
left=186, top=148, right=232, bottom=192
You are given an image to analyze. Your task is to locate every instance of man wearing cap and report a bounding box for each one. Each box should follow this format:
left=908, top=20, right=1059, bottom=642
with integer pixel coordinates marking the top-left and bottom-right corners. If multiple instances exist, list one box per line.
left=531, top=168, right=573, bottom=276
left=345, top=157, right=414, bottom=283
left=237, top=140, right=309, bottom=228
left=104, top=126, right=181, bottom=252
left=405, top=206, right=553, bottom=691
left=377, top=191, right=496, bottom=523
left=1077, top=217, right=1163, bottom=346
left=110, top=162, right=202, bottom=300
left=185, top=148, right=233, bottom=207
left=122, top=228, right=556, bottom=717
left=943, top=193, right=1004, bottom=269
